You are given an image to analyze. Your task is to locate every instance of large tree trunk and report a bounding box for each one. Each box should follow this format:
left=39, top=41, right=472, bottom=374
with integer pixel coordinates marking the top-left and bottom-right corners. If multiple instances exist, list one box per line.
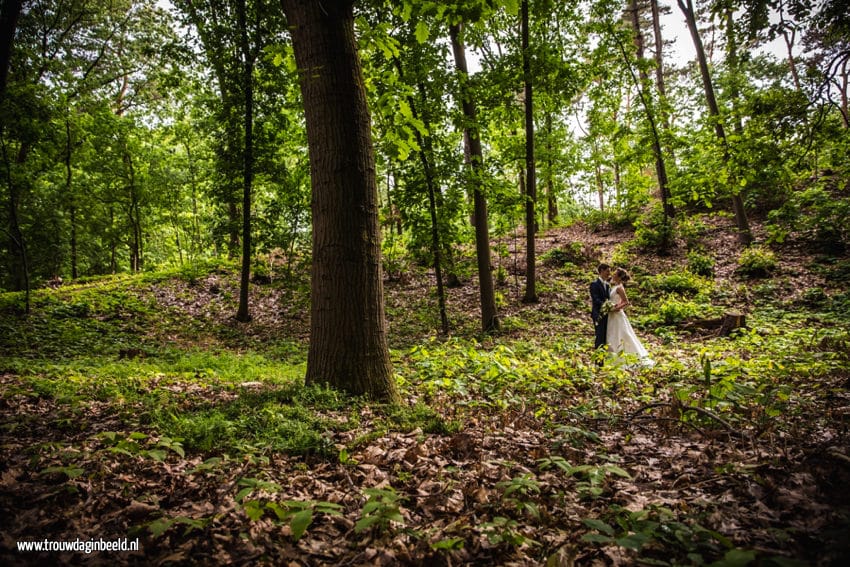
left=679, top=0, right=752, bottom=245
left=521, top=0, right=537, bottom=303
left=4, top=151, right=29, bottom=312
left=281, top=0, right=399, bottom=403
left=450, top=23, right=499, bottom=332
left=0, top=0, right=26, bottom=309
left=0, top=0, right=22, bottom=98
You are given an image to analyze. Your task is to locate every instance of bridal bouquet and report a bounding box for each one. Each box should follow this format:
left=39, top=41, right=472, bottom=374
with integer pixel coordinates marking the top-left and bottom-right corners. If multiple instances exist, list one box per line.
left=600, top=299, right=615, bottom=317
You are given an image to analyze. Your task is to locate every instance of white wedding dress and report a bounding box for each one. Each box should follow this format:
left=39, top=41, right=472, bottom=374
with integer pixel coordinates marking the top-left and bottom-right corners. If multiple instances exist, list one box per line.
left=606, top=284, right=654, bottom=367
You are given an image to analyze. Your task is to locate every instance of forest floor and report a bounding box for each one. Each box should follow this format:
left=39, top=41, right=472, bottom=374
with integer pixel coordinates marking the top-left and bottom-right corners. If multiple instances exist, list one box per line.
left=1, top=216, right=850, bottom=566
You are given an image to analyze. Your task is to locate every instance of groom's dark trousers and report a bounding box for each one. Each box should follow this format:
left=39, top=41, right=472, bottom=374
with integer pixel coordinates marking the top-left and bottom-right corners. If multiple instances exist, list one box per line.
left=590, top=279, right=608, bottom=350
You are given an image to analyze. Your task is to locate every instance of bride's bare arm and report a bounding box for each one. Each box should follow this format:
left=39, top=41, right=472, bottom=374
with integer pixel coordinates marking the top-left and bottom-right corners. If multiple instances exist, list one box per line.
left=615, top=287, right=630, bottom=310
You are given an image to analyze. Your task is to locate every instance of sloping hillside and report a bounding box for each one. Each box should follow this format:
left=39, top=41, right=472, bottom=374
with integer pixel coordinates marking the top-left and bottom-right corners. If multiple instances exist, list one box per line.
left=1, top=218, right=849, bottom=566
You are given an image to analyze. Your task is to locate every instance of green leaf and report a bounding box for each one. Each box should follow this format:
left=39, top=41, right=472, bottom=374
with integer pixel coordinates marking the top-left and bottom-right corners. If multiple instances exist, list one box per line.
left=354, top=515, right=379, bottom=533
left=289, top=508, right=313, bottom=540
left=415, top=21, right=429, bottom=43
left=41, top=466, right=85, bottom=479
left=145, top=449, right=167, bottom=462
left=265, top=501, right=290, bottom=522
left=314, top=501, right=343, bottom=515
left=581, top=533, right=614, bottom=544
left=502, top=0, right=519, bottom=15
left=583, top=518, right=615, bottom=535
left=710, top=548, right=757, bottom=566
left=605, top=465, right=632, bottom=478
left=431, top=537, right=465, bottom=550
left=243, top=500, right=265, bottom=521
left=615, top=532, right=649, bottom=550
left=235, top=486, right=253, bottom=502
left=187, top=457, right=221, bottom=474
left=398, top=99, right=414, bottom=121
left=147, top=517, right=172, bottom=538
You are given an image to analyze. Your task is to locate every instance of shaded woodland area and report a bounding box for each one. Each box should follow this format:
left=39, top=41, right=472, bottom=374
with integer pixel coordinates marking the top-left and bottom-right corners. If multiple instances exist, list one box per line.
left=1, top=0, right=849, bottom=565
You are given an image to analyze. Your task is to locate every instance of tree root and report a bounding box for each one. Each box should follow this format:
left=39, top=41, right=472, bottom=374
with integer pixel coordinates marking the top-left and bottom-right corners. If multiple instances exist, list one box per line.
left=628, top=402, right=746, bottom=439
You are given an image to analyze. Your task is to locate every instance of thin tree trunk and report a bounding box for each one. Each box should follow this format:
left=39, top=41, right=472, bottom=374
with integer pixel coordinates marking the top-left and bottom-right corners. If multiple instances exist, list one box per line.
left=282, top=0, right=399, bottom=403
left=409, top=81, right=450, bottom=334
left=545, top=112, right=557, bottom=224
left=778, top=6, right=802, bottom=92
left=173, top=214, right=183, bottom=265
left=228, top=200, right=239, bottom=257
left=184, top=140, right=202, bottom=259
left=628, top=0, right=674, bottom=227
left=236, top=0, right=253, bottom=323
left=678, top=0, right=752, bottom=245
left=782, top=28, right=802, bottom=91
left=390, top=57, right=450, bottom=334
left=592, top=140, right=605, bottom=211
left=650, top=0, right=675, bottom=152
left=109, top=206, right=117, bottom=273
left=838, top=60, right=849, bottom=128
left=65, top=117, right=78, bottom=279
left=522, top=0, right=537, bottom=303
left=124, top=152, right=142, bottom=272
left=450, top=22, right=499, bottom=332
left=650, top=0, right=665, bottom=99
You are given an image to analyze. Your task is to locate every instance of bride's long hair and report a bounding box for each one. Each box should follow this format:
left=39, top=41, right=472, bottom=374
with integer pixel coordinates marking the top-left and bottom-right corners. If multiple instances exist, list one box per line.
left=614, top=267, right=631, bottom=283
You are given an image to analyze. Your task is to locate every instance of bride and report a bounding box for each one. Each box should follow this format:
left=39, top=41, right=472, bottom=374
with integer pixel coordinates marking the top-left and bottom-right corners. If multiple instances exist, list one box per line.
left=607, top=268, right=654, bottom=367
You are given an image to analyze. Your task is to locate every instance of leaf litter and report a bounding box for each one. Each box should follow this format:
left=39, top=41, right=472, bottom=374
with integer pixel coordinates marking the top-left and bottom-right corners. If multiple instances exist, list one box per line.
left=1, top=222, right=849, bottom=565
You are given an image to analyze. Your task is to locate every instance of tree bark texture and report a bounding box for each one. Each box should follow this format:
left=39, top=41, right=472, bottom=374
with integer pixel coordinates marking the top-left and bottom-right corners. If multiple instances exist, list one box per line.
left=545, top=113, right=558, bottom=224
left=0, top=0, right=22, bottom=98
left=521, top=0, right=537, bottom=303
left=449, top=22, right=499, bottom=332
left=281, top=0, right=399, bottom=403
left=236, top=0, right=253, bottom=323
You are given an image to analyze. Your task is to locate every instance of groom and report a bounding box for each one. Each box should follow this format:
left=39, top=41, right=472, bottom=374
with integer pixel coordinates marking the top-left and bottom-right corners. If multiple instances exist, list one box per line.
left=590, top=263, right=611, bottom=353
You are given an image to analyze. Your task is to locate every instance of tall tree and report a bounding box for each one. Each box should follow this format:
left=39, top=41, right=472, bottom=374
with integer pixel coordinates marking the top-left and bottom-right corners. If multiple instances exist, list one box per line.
left=450, top=22, right=499, bottom=332
left=649, top=0, right=674, bottom=151
left=804, top=0, right=850, bottom=128
left=174, top=0, right=247, bottom=259
left=2, top=0, right=175, bottom=305
left=521, top=0, right=538, bottom=303
left=235, top=0, right=256, bottom=322
left=625, top=0, right=674, bottom=228
left=280, top=0, right=400, bottom=403
left=678, top=0, right=753, bottom=245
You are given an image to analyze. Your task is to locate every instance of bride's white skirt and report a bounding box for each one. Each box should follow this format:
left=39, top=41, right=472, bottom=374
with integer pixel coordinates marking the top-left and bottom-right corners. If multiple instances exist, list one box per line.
left=606, top=311, right=654, bottom=367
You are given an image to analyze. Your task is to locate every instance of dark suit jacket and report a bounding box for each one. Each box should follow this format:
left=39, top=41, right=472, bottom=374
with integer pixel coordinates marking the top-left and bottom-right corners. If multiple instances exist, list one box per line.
left=590, top=278, right=609, bottom=349
left=590, top=278, right=609, bottom=323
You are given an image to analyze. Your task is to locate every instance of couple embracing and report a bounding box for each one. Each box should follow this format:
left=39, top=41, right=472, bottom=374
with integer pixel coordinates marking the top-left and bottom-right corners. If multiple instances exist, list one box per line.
left=590, top=263, right=653, bottom=367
